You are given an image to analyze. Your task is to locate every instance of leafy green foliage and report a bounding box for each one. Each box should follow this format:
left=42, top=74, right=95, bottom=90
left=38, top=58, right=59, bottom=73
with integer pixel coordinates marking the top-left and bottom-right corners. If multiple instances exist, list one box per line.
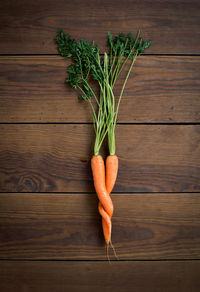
left=136, top=38, right=152, bottom=54
left=107, top=31, right=152, bottom=58
left=56, top=29, right=105, bottom=100
left=56, top=29, right=151, bottom=155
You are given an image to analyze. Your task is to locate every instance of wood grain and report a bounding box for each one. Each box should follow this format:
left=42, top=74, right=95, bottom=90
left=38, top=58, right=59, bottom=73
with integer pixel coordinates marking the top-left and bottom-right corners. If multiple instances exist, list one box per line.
left=0, top=193, right=200, bottom=259
left=0, top=56, right=200, bottom=123
left=0, top=124, right=200, bottom=192
left=0, top=260, right=200, bottom=292
left=0, top=0, right=200, bottom=54
left=0, top=0, right=199, bottom=289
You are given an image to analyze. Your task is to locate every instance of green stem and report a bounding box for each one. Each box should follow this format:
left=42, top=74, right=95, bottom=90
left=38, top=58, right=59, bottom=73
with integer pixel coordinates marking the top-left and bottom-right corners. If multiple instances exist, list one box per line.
left=107, top=86, right=116, bottom=155
left=110, top=55, right=121, bottom=86
left=93, top=53, right=110, bottom=156
left=111, top=38, right=129, bottom=87
left=85, top=80, right=100, bottom=107
left=108, top=126, right=115, bottom=155
left=78, top=56, right=100, bottom=107
left=114, top=51, right=138, bottom=126
left=112, top=30, right=140, bottom=88
left=108, top=51, right=117, bottom=79
left=88, top=99, right=97, bottom=122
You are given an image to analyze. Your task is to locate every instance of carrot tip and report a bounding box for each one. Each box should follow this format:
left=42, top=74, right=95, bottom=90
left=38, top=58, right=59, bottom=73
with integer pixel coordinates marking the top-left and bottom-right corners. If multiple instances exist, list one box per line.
left=110, top=239, right=119, bottom=260
left=106, top=243, right=111, bottom=264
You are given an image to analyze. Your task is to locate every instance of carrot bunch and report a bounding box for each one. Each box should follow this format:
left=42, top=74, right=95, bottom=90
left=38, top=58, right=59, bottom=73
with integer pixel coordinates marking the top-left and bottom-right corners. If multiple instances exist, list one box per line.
left=91, top=154, right=118, bottom=245
left=56, top=30, right=151, bottom=247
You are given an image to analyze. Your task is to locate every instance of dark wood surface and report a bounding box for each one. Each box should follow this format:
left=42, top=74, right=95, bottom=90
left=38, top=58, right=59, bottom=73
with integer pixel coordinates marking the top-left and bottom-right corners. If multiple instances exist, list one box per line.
left=0, top=193, right=200, bottom=260
left=0, top=125, right=199, bottom=192
left=0, top=0, right=200, bottom=54
left=0, top=56, right=200, bottom=123
left=0, top=0, right=200, bottom=290
left=1, top=261, right=200, bottom=292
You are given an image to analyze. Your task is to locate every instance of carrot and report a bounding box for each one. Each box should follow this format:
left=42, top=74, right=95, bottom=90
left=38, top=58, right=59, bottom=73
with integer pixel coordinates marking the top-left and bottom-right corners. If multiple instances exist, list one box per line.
left=91, top=155, right=113, bottom=245
left=106, top=155, right=119, bottom=194
left=97, top=154, right=118, bottom=244
left=91, top=155, right=113, bottom=218
left=57, top=29, right=151, bottom=250
left=98, top=202, right=112, bottom=244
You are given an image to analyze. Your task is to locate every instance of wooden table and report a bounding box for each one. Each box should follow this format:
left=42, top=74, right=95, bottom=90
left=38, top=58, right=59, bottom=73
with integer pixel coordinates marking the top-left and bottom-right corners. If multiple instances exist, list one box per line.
left=0, top=0, right=200, bottom=291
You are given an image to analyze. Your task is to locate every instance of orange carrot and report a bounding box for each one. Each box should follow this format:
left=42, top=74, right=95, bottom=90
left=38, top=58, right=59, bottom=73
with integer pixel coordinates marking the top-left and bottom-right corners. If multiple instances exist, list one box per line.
left=98, top=155, right=118, bottom=244
left=105, top=155, right=118, bottom=194
left=91, top=155, right=113, bottom=244
left=91, top=155, right=113, bottom=218
left=98, top=203, right=112, bottom=244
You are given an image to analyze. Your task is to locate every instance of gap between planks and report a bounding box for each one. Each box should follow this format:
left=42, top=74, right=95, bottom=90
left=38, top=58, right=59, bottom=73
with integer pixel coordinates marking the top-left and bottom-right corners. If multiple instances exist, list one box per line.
left=1, top=54, right=200, bottom=57
left=0, top=259, right=200, bottom=262
left=0, top=123, right=200, bottom=125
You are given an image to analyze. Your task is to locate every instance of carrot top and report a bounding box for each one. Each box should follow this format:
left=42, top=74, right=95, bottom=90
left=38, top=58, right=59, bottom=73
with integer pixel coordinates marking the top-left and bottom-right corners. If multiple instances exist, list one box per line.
left=56, top=30, right=151, bottom=155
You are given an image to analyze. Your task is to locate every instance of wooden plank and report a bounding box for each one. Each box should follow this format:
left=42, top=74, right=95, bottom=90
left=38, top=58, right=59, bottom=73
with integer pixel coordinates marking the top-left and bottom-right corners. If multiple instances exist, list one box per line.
left=0, top=193, right=200, bottom=259
left=0, top=0, right=200, bottom=54
left=0, top=124, right=199, bottom=192
left=0, top=261, right=200, bottom=292
left=0, top=56, right=200, bottom=123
